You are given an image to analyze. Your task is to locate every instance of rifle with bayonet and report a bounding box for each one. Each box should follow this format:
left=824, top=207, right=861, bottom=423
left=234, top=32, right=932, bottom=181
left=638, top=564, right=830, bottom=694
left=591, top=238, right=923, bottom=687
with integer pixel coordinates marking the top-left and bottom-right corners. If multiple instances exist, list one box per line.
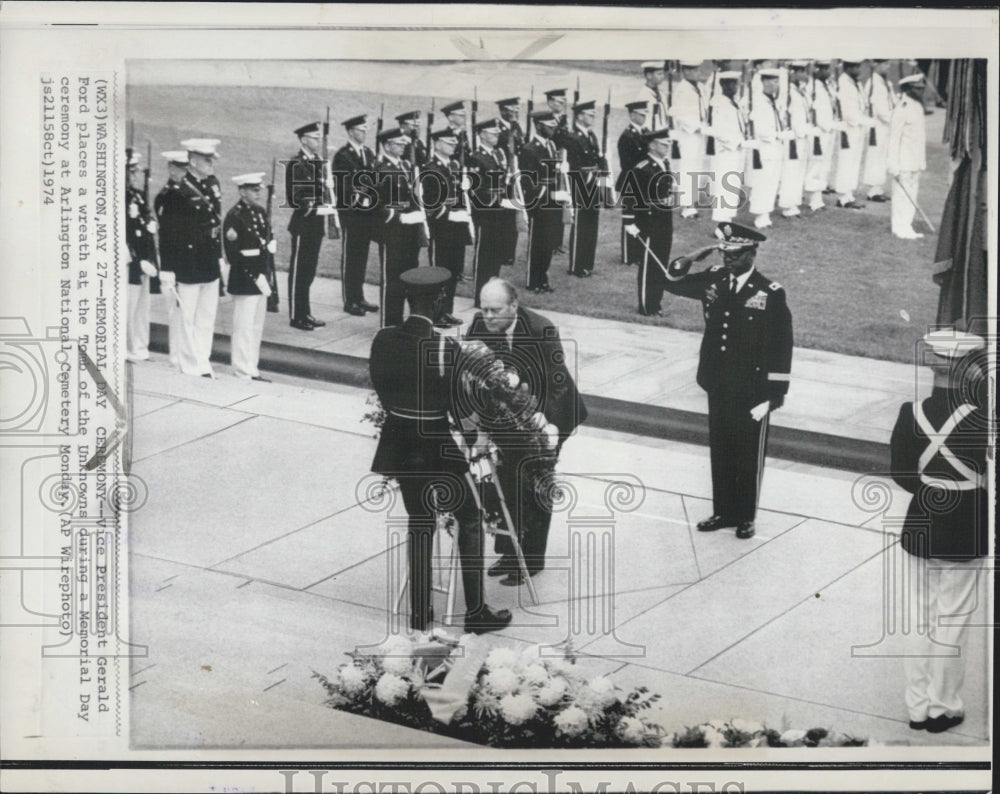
left=376, top=103, right=384, bottom=142
left=866, top=66, right=877, bottom=146
left=412, top=161, right=431, bottom=254
left=809, top=62, right=823, bottom=156
left=265, top=157, right=279, bottom=312
left=143, top=139, right=162, bottom=292
left=833, top=61, right=848, bottom=150
left=322, top=106, right=341, bottom=240
left=471, top=87, right=478, bottom=149
left=747, top=62, right=762, bottom=170
left=706, top=65, right=717, bottom=156
left=425, top=98, right=434, bottom=154
left=601, top=87, right=616, bottom=206
left=571, top=76, right=580, bottom=127
left=667, top=62, right=680, bottom=159
left=458, top=114, right=476, bottom=247
left=786, top=71, right=797, bottom=161
left=506, top=112, right=529, bottom=235
left=526, top=86, right=534, bottom=142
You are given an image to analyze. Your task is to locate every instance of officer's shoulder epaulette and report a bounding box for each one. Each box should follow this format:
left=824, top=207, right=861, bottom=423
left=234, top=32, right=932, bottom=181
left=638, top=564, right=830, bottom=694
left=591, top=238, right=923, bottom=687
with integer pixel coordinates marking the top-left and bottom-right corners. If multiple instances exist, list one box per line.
left=635, top=159, right=649, bottom=169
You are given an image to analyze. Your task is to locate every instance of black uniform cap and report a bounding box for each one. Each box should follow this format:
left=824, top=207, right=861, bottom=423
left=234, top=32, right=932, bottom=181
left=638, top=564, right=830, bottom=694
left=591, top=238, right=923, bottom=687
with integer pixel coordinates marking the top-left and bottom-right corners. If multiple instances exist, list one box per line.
left=377, top=127, right=407, bottom=144
left=342, top=114, right=367, bottom=129
left=400, top=266, right=451, bottom=295
left=625, top=100, right=649, bottom=112
left=441, top=101, right=466, bottom=115
left=715, top=221, right=766, bottom=250
left=544, top=88, right=567, bottom=99
left=642, top=128, right=672, bottom=144
left=496, top=97, right=520, bottom=107
left=573, top=100, right=596, bottom=112
left=294, top=122, right=322, bottom=137
left=395, top=110, right=421, bottom=123
left=431, top=129, right=459, bottom=142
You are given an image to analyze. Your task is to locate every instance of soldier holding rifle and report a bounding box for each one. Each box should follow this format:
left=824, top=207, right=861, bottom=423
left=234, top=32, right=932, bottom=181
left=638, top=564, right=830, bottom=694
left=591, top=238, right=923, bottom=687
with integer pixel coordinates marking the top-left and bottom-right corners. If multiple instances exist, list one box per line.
left=704, top=71, right=747, bottom=223
left=520, top=111, right=566, bottom=294
left=124, top=147, right=159, bottom=362
left=332, top=114, right=380, bottom=316
left=803, top=60, right=837, bottom=211
left=397, top=110, right=428, bottom=167
left=617, top=100, right=650, bottom=266
left=496, top=97, right=525, bottom=267
left=777, top=62, right=811, bottom=219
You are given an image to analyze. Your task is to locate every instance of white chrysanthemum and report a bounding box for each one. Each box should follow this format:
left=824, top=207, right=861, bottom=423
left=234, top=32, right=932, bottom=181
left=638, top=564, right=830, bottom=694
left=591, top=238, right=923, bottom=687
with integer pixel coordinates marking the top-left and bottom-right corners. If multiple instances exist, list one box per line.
left=780, top=729, right=807, bottom=746
left=587, top=676, right=618, bottom=708
left=617, top=716, right=647, bottom=745
left=485, top=647, right=519, bottom=670
left=338, top=665, right=367, bottom=696
left=384, top=634, right=413, bottom=656
left=483, top=667, right=520, bottom=695
left=518, top=644, right=546, bottom=665
left=731, top=718, right=764, bottom=735
left=505, top=371, right=521, bottom=389
left=382, top=653, right=414, bottom=676
left=522, top=664, right=549, bottom=686
left=554, top=705, right=590, bottom=737
left=701, top=725, right=726, bottom=748
left=534, top=675, right=568, bottom=707
left=499, top=692, right=538, bottom=725
left=373, top=673, right=410, bottom=706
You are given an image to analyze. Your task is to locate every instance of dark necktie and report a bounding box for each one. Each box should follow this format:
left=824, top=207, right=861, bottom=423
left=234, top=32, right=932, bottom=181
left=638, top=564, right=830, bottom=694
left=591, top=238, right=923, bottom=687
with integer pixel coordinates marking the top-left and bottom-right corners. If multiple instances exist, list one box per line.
left=728, top=275, right=737, bottom=294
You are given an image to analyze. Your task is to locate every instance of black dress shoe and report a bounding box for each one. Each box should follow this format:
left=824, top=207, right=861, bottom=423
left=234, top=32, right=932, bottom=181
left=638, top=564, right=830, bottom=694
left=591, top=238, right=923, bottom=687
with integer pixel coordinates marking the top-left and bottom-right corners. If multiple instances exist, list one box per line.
left=251, top=375, right=271, bottom=383
left=925, top=714, right=964, bottom=734
left=306, top=315, right=327, bottom=327
left=344, top=304, right=366, bottom=317
left=539, top=284, right=554, bottom=293
left=868, top=194, right=890, bottom=203
left=359, top=301, right=379, bottom=313
left=696, top=515, right=732, bottom=532
left=822, top=187, right=836, bottom=195
left=908, top=719, right=927, bottom=730
left=488, top=558, right=516, bottom=577
left=201, top=373, right=214, bottom=379
left=500, top=566, right=544, bottom=587
left=442, top=313, right=463, bottom=326
left=639, top=308, right=664, bottom=317
left=736, top=521, right=756, bottom=539
left=290, top=318, right=315, bottom=331
left=836, top=200, right=865, bottom=210
left=464, top=606, right=512, bottom=635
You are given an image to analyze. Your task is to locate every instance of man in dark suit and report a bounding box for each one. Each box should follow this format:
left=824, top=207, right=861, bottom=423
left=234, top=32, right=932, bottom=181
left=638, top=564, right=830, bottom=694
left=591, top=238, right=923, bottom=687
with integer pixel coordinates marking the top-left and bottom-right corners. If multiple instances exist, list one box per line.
left=373, top=127, right=426, bottom=327
left=332, top=114, right=379, bottom=317
left=890, top=329, right=988, bottom=735
left=496, top=97, right=525, bottom=267
left=624, top=127, right=675, bottom=317
left=369, top=267, right=512, bottom=634
left=285, top=122, right=332, bottom=330
left=663, top=223, right=793, bottom=539
left=422, top=128, right=470, bottom=327
left=520, top=111, right=567, bottom=293
left=465, top=277, right=588, bottom=585
left=617, top=101, right=650, bottom=267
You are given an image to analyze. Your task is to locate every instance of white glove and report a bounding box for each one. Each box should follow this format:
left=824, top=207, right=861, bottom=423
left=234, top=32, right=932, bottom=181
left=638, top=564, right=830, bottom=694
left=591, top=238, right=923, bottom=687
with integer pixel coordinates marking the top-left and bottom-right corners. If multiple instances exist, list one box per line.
left=460, top=176, right=472, bottom=191
left=159, top=270, right=176, bottom=288
left=542, top=423, right=559, bottom=449
left=624, top=224, right=640, bottom=237
left=553, top=190, right=571, bottom=203
left=779, top=130, right=796, bottom=142
left=267, top=239, right=277, bottom=254
left=315, top=206, right=334, bottom=216
left=146, top=220, right=158, bottom=235
left=139, top=260, right=158, bottom=277
left=557, top=160, right=570, bottom=174
left=499, top=198, right=517, bottom=211
left=254, top=273, right=272, bottom=297
left=449, top=209, right=470, bottom=224
left=529, top=411, right=547, bottom=431
left=220, top=260, right=231, bottom=285
left=742, top=139, right=761, bottom=149
left=750, top=401, right=770, bottom=422
left=400, top=210, right=425, bottom=225
left=128, top=203, right=139, bottom=219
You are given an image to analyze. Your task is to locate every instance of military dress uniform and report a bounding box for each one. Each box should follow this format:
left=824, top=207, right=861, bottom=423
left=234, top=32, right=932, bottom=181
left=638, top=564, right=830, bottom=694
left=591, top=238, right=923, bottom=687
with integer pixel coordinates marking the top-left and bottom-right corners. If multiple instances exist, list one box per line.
left=747, top=74, right=789, bottom=228
left=520, top=113, right=562, bottom=292
left=887, top=78, right=927, bottom=239
left=422, top=137, right=470, bottom=320
left=154, top=152, right=190, bottom=368
left=705, top=74, right=747, bottom=222
left=890, top=330, right=988, bottom=733
left=553, top=109, right=607, bottom=277
left=374, top=130, right=424, bottom=326
left=834, top=66, right=872, bottom=206
left=664, top=224, right=793, bottom=532
left=497, top=109, right=525, bottom=267
left=671, top=65, right=709, bottom=217
left=631, top=138, right=675, bottom=316
left=803, top=66, right=837, bottom=210
left=777, top=71, right=811, bottom=217
left=616, top=111, right=649, bottom=266
left=223, top=174, right=274, bottom=380
left=285, top=123, right=331, bottom=328
left=332, top=116, right=378, bottom=315
left=862, top=66, right=896, bottom=199
left=124, top=156, right=159, bottom=362
left=467, top=127, right=511, bottom=306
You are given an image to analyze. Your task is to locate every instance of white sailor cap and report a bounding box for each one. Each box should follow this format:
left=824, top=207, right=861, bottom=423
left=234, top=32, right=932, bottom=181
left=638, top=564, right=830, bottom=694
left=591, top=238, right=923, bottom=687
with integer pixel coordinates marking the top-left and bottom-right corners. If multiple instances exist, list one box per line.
left=232, top=172, right=266, bottom=188
left=789, top=60, right=811, bottom=69
left=923, top=328, right=985, bottom=359
left=126, top=150, right=142, bottom=168
left=899, top=73, right=926, bottom=86
left=680, top=60, right=703, bottom=68
left=181, top=138, right=221, bottom=158
left=718, top=71, right=742, bottom=81
left=759, top=68, right=782, bottom=80
left=161, top=150, right=189, bottom=165
left=641, top=61, right=664, bottom=72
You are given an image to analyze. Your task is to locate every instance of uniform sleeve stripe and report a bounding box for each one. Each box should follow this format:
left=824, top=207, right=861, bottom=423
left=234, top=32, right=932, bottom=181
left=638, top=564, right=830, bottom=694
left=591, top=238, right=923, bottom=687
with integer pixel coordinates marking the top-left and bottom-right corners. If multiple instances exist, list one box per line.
left=767, top=373, right=791, bottom=381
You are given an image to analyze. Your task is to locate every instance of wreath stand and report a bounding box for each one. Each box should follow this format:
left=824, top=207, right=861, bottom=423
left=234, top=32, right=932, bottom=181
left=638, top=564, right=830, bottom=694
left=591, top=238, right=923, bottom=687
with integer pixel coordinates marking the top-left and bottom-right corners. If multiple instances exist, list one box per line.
left=393, top=453, right=540, bottom=626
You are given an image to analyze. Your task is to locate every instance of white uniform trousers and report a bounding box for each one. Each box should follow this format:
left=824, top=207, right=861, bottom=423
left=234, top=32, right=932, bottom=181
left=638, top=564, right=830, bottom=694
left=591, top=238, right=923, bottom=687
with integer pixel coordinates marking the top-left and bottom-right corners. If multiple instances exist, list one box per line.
left=862, top=122, right=890, bottom=196
left=834, top=126, right=866, bottom=202
left=710, top=150, right=745, bottom=222
left=675, top=130, right=709, bottom=212
left=126, top=277, right=151, bottom=362
left=823, top=130, right=838, bottom=192
left=230, top=294, right=266, bottom=378
left=891, top=171, right=922, bottom=236
left=777, top=138, right=808, bottom=215
left=804, top=134, right=834, bottom=209
left=166, top=291, right=181, bottom=369
left=748, top=143, right=783, bottom=221
left=903, top=552, right=985, bottom=723
left=174, top=280, right=219, bottom=376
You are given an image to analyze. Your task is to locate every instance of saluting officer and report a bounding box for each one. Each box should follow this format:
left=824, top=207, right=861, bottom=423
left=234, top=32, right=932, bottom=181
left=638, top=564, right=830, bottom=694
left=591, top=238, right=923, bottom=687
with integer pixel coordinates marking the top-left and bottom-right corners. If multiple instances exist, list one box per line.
left=441, top=101, right=471, bottom=162
left=422, top=127, right=469, bottom=327
left=396, top=110, right=428, bottom=167
left=624, top=128, right=675, bottom=317
left=124, top=149, right=160, bottom=363
left=664, top=223, right=793, bottom=540
left=496, top=97, right=524, bottom=268
left=332, top=114, right=380, bottom=317
left=158, top=138, right=223, bottom=378
left=154, top=150, right=189, bottom=369
left=468, top=118, right=518, bottom=307
left=705, top=71, right=747, bottom=222
left=617, top=100, right=650, bottom=266
left=554, top=99, right=608, bottom=278
left=374, top=127, right=426, bottom=326
left=520, top=111, right=566, bottom=293
left=223, top=172, right=275, bottom=382
left=285, top=122, right=332, bottom=330
left=369, top=266, right=512, bottom=635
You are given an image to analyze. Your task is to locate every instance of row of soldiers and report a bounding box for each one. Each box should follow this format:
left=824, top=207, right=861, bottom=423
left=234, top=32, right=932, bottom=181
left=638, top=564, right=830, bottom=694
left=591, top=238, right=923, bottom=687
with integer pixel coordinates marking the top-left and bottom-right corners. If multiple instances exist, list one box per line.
left=124, top=60, right=931, bottom=371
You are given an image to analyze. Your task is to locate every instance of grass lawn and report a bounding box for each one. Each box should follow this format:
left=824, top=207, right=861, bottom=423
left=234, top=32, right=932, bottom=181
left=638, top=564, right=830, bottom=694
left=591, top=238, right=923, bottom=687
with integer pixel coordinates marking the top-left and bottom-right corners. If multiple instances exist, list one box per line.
left=128, top=75, right=950, bottom=363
